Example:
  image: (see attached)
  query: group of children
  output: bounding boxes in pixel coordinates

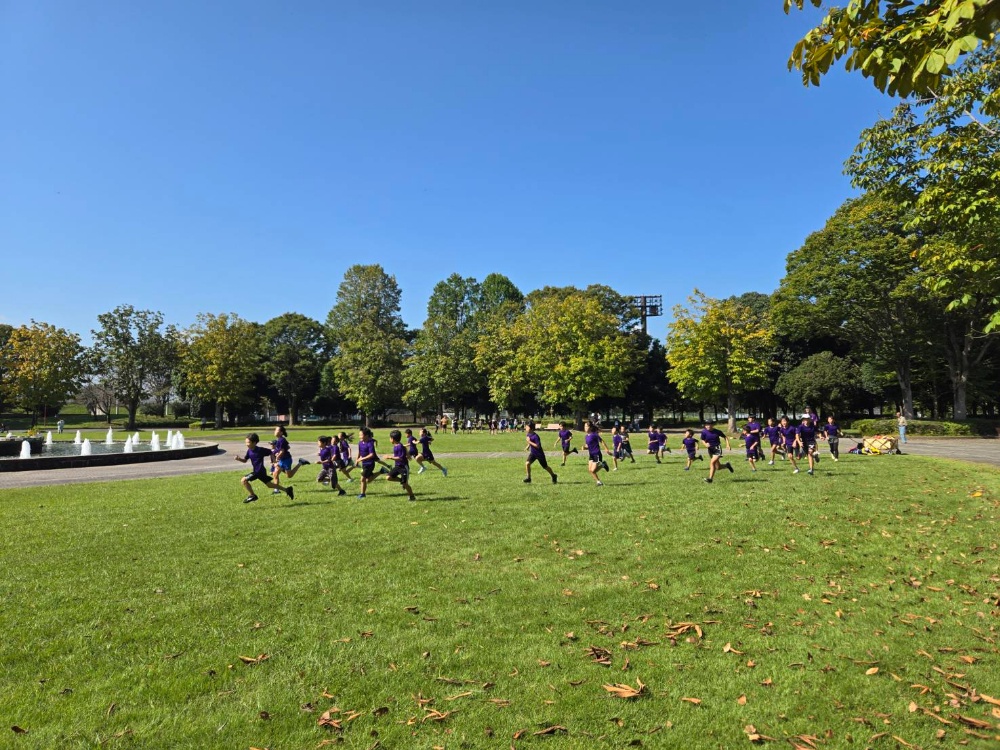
[527,412,843,487]
[236,425,448,504]
[237,412,845,502]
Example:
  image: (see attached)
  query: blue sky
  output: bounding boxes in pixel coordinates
[1,1,891,341]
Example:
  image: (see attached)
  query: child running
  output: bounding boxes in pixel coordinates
[235,432,294,503]
[416,427,448,475]
[823,416,841,462]
[681,428,703,470]
[742,425,760,472]
[619,425,636,463]
[797,416,820,475]
[270,425,309,494]
[316,435,346,496]
[334,432,354,482]
[355,428,378,499]
[584,422,611,486]
[647,426,661,463]
[524,422,558,484]
[764,418,784,464]
[656,427,671,460]
[700,419,734,483]
[554,422,579,466]
[383,429,416,501]
[778,416,800,473]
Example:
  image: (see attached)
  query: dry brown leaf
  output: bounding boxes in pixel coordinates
[744,725,777,743]
[372,706,389,717]
[238,654,270,665]
[512,729,526,739]
[865,667,879,676]
[533,725,567,735]
[919,708,952,724]
[723,642,744,655]
[11,726,28,734]
[680,697,702,705]
[959,655,978,664]
[980,694,1000,707]
[737,694,747,705]
[488,698,511,707]
[537,660,551,667]
[445,691,473,701]
[421,709,455,723]
[891,736,917,748]
[344,710,363,721]
[907,701,918,713]
[586,646,613,666]
[602,680,647,699]
[317,710,343,731]
[954,714,992,729]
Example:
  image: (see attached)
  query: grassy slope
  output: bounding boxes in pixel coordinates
[1,453,998,749]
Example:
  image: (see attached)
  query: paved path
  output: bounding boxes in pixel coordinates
[2,438,998,491]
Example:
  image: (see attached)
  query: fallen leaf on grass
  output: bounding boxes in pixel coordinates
[723,643,743,654]
[892,736,918,748]
[534,725,568,735]
[317,710,343,731]
[537,660,551,667]
[238,654,270,666]
[444,691,473,701]
[665,622,703,638]
[418,708,455,723]
[487,698,511,707]
[737,695,747,705]
[586,646,613,666]
[603,680,647,699]
[321,690,336,699]
[980,694,1000,707]
[744,725,776,743]
[680,697,702,705]
[11,726,28,734]
[954,714,992,729]
[865,667,879,676]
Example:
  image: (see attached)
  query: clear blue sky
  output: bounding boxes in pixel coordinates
[1,1,890,340]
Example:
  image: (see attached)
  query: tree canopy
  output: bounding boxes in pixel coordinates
[1,322,85,424]
[262,313,326,425]
[785,0,1000,102]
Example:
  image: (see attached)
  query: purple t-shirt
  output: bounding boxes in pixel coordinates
[585,432,601,458]
[336,440,351,462]
[406,436,418,457]
[558,429,572,448]
[743,434,758,453]
[245,445,272,474]
[682,436,698,454]
[357,439,376,467]
[526,432,544,458]
[393,442,408,467]
[780,425,797,446]
[746,420,761,435]
[319,445,335,467]
[613,433,623,450]
[418,434,433,455]
[700,428,723,449]
[273,436,291,461]
[824,422,840,438]
[657,432,667,447]
[647,430,658,448]
[799,424,817,445]
[764,425,781,444]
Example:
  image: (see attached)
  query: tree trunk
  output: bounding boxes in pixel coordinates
[895,359,914,420]
[289,399,297,427]
[215,401,223,429]
[726,389,737,434]
[126,403,138,432]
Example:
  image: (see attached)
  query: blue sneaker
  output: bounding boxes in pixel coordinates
[442,467,448,477]
[357,493,366,499]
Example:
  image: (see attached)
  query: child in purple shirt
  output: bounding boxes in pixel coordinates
[553,423,579,466]
[764,418,783,465]
[742,426,760,472]
[382,429,416,501]
[315,435,346,496]
[524,422,558,484]
[700,420,734,484]
[584,422,611,486]
[415,427,448,476]
[235,432,294,504]
[681,429,704,471]
[778,417,801,474]
[270,425,309,495]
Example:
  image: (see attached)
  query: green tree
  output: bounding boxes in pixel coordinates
[477,293,638,423]
[2,321,86,425]
[262,313,326,425]
[479,272,525,316]
[326,265,407,426]
[180,313,262,427]
[785,0,1000,101]
[89,305,177,430]
[845,47,1000,335]
[773,194,934,419]
[0,323,13,413]
[666,291,775,433]
[404,274,483,416]
[774,351,863,415]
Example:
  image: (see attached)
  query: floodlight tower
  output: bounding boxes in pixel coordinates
[632,295,663,335]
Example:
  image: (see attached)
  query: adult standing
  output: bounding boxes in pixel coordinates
[896,412,908,444]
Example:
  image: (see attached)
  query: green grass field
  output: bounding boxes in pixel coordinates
[2,452,999,748]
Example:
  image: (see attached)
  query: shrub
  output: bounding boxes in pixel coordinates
[851,419,976,436]
[190,421,216,431]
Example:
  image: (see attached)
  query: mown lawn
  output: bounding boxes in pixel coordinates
[1,452,998,749]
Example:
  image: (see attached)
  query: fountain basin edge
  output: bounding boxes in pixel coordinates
[0,443,220,472]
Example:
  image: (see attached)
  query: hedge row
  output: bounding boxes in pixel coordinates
[851,419,1000,436]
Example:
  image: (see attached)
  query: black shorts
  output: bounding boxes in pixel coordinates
[388,464,410,483]
[422,449,435,462]
[804,442,817,453]
[588,452,603,464]
[708,445,723,457]
[528,453,549,470]
[686,451,697,461]
[361,464,376,479]
[245,468,269,484]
